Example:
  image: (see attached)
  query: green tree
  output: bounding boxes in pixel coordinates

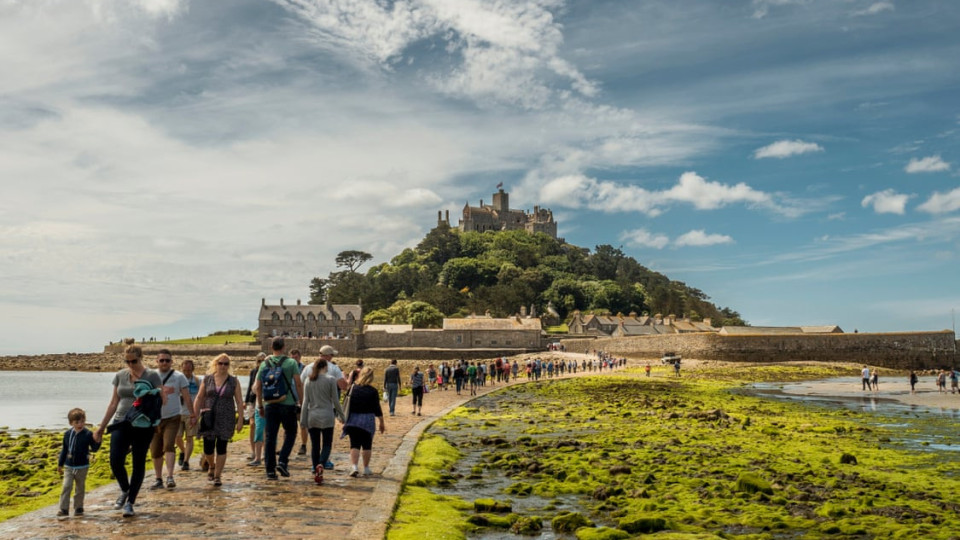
[335,250,373,273]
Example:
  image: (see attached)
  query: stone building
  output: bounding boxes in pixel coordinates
[258,298,363,339]
[362,316,543,350]
[568,311,716,337]
[444,187,558,238]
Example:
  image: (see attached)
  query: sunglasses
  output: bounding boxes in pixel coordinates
[124,360,139,365]
[217,362,230,366]
[158,359,172,363]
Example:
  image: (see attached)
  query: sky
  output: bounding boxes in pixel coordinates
[1,0,958,355]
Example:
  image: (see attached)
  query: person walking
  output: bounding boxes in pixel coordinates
[909,371,919,394]
[149,349,194,490]
[454,362,465,395]
[194,354,244,487]
[290,349,310,457]
[870,369,879,392]
[57,408,100,517]
[177,359,203,471]
[245,353,266,463]
[383,359,401,416]
[467,362,478,396]
[93,343,165,518]
[410,365,425,416]
[255,338,304,480]
[861,366,871,391]
[300,358,343,485]
[342,367,385,477]
[300,345,340,471]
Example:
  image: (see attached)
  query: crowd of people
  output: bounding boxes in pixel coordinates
[59,342,635,519]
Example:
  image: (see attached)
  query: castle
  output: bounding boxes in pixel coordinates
[436,186,557,238]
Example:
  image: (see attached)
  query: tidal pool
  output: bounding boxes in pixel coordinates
[388,371,960,540]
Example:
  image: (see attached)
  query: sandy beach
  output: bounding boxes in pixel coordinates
[766,375,960,411]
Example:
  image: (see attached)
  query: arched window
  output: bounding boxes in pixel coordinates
[271,312,280,321]
[284,312,293,321]
[296,313,304,322]
[307,313,316,321]
[346,312,355,320]
[332,311,340,320]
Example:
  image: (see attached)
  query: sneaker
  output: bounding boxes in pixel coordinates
[276,462,290,477]
[166,476,176,489]
[314,465,324,485]
[363,467,373,477]
[324,461,334,470]
[200,459,209,472]
[57,509,68,518]
[181,461,190,471]
[297,445,306,455]
[122,502,135,518]
[349,466,359,478]
[149,478,164,490]
[247,459,261,467]
[114,491,128,510]
[213,477,222,487]
[74,508,83,516]
[266,473,278,480]
[177,452,184,466]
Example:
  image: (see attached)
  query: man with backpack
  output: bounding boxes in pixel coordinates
[255,338,304,480]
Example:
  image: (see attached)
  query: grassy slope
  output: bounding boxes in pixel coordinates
[158,334,257,345]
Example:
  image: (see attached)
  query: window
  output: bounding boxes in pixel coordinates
[271,312,280,321]
[284,313,292,321]
[475,340,481,345]
[505,340,511,345]
[455,334,462,344]
[491,340,497,345]
[296,313,304,322]
[307,313,316,321]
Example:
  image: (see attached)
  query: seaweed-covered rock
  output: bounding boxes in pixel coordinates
[592,485,624,501]
[551,511,593,533]
[510,515,543,535]
[735,473,773,495]
[618,516,667,534]
[468,513,520,528]
[575,526,630,540]
[840,453,858,465]
[474,498,512,513]
[506,482,533,496]
[608,465,632,475]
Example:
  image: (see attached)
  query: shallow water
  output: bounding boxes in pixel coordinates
[0,371,249,432]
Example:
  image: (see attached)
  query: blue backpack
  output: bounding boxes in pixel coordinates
[261,356,292,404]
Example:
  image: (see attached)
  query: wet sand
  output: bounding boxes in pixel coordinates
[769,376,960,410]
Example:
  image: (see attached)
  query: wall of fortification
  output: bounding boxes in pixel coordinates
[259,337,360,356]
[561,331,957,369]
[104,343,261,357]
[363,329,541,349]
[358,348,533,361]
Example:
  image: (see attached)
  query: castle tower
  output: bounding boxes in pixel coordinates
[492,188,508,213]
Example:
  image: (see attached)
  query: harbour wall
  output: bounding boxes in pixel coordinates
[561,331,958,369]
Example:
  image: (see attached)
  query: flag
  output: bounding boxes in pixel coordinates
[496,182,503,189]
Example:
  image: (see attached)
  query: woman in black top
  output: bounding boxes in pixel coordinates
[342,367,384,477]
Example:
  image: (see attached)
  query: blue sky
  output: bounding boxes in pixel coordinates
[1,0,958,354]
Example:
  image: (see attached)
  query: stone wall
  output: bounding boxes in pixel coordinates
[358,348,535,361]
[104,343,261,357]
[364,328,541,349]
[259,337,360,356]
[561,331,958,369]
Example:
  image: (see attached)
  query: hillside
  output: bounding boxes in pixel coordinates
[308,225,746,328]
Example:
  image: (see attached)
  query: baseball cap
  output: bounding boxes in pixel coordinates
[319,345,338,356]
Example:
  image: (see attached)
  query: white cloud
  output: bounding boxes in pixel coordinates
[537,171,786,217]
[753,139,824,159]
[905,155,951,173]
[674,230,734,247]
[620,229,669,249]
[917,187,960,214]
[852,2,894,17]
[860,189,911,214]
[751,0,808,19]
[276,0,598,108]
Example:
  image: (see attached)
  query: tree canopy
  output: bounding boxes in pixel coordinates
[309,226,746,326]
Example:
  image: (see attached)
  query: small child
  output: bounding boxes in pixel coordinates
[57,408,100,517]
[247,406,264,466]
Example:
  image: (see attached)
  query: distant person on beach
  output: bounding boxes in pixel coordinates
[467,362,478,395]
[937,370,947,393]
[149,349,194,491]
[383,359,401,416]
[411,365,425,415]
[177,359,202,471]
[673,359,681,377]
[870,369,879,392]
[909,371,919,394]
[511,360,519,379]
[645,364,651,377]
[57,408,100,517]
[454,362,465,395]
[342,367,385,477]
[194,354,243,487]
[861,366,871,391]
[427,364,437,388]
[440,362,451,391]
[300,358,343,485]
[245,353,266,466]
[94,343,165,518]
[255,338,304,481]
[951,369,959,394]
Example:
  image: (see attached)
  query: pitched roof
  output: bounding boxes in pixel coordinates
[443,318,542,331]
[259,303,362,321]
[671,320,700,332]
[800,325,844,334]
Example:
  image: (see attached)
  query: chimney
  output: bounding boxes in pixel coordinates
[297,299,301,306]
[261,298,266,307]
[445,210,450,223]
[668,314,676,325]
[520,305,527,317]
[703,318,712,328]
[529,304,536,317]
[325,295,332,310]
[280,298,284,308]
